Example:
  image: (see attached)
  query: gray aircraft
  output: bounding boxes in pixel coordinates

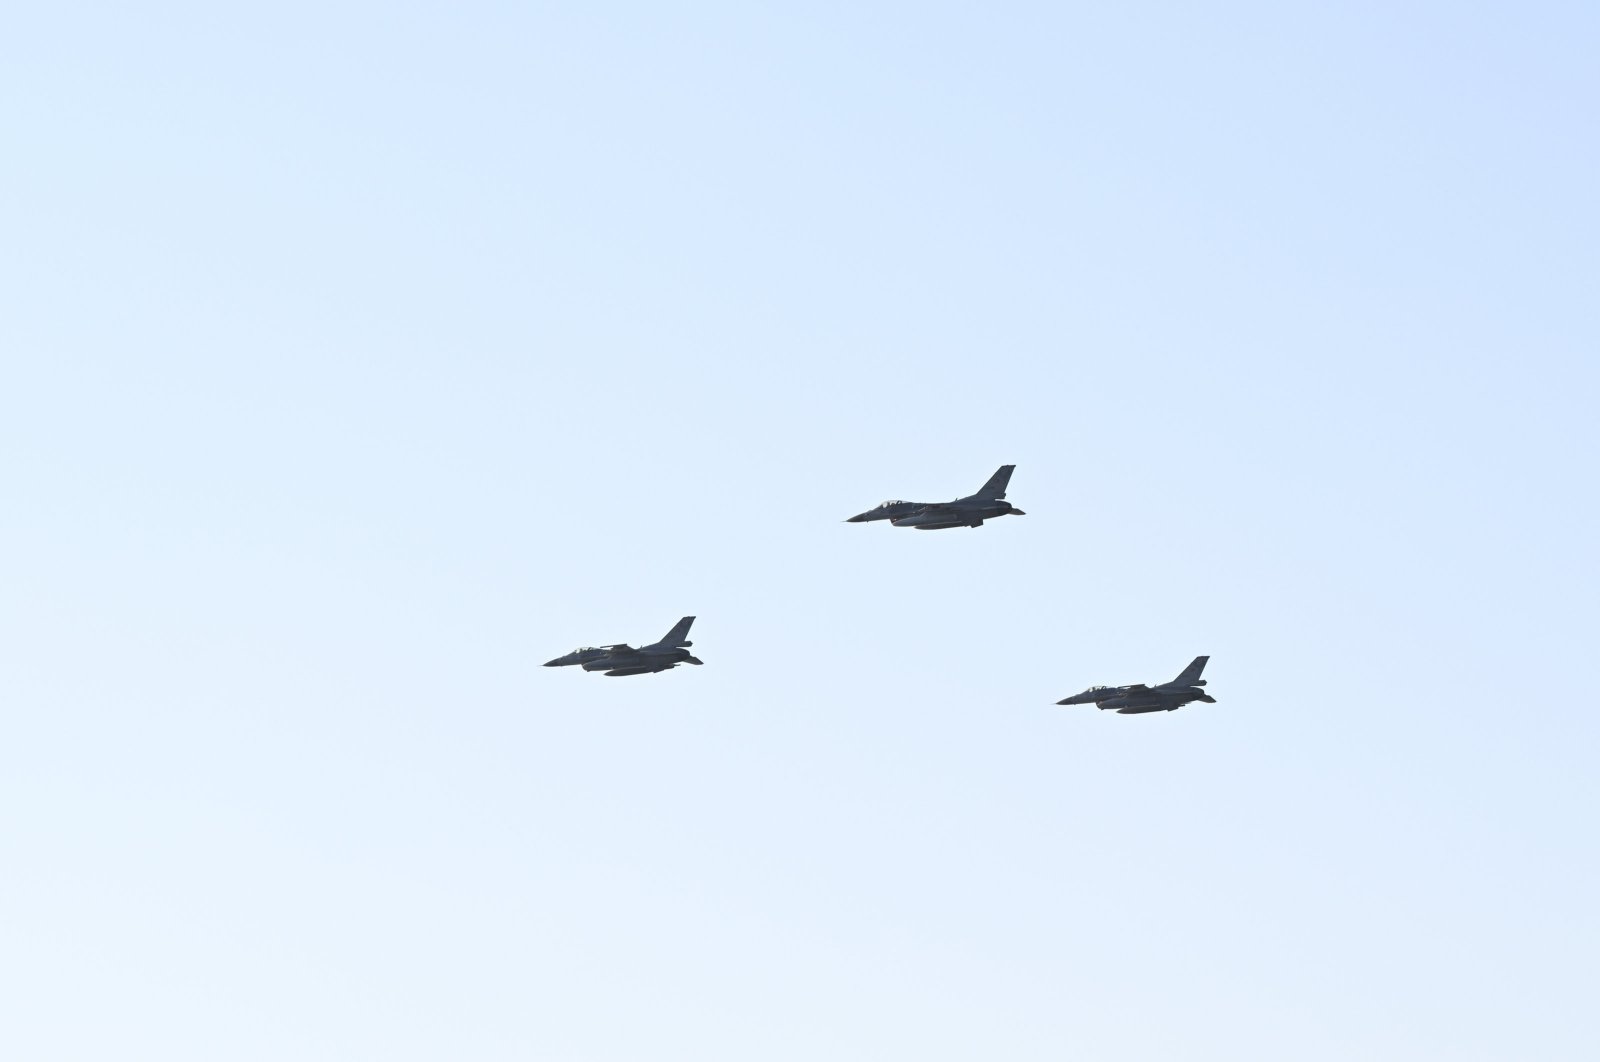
[1056,656,1216,714]
[543,616,703,677]
[846,465,1026,530]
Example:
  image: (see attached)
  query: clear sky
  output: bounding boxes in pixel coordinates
[3,3,1597,1059]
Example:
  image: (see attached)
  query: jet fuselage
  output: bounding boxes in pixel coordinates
[579,646,700,675]
[1057,683,1214,713]
[544,617,703,678]
[846,465,1026,530]
[1056,657,1216,714]
[1096,685,1213,713]
[888,501,1026,529]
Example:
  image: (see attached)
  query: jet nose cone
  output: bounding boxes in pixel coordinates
[846,513,869,522]
[543,658,566,667]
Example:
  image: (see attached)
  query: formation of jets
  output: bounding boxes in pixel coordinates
[546,465,1218,715]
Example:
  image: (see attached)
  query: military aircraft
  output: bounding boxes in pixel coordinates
[1056,656,1215,714]
[543,616,703,677]
[846,464,1026,530]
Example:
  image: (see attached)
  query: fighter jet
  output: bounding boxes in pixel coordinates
[543,616,703,677]
[1056,656,1216,714]
[846,465,1026,530]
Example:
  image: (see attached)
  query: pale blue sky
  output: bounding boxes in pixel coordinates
[2,3,1597,1059]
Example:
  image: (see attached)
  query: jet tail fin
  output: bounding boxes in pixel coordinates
[658,615,695,647]
[1173,655,1209,685]
[973,464,1015,499]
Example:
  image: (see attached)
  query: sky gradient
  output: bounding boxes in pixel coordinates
[3,3,1597,1059]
